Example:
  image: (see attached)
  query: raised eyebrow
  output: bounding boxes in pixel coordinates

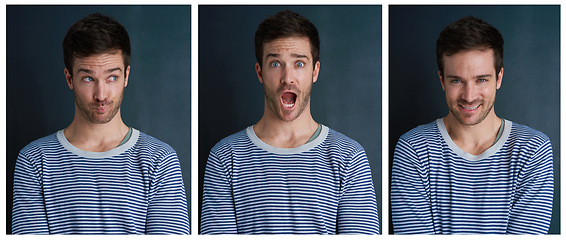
[265,53,280,60]
[265,53,309,59]
[291,53,309,59]
[76,68,92,74]
[106,67,122,73]
[76,68,122,74]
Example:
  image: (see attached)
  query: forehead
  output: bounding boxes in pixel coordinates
[263,37,312,58]
[73,51,125,71]
[442,49,496,73]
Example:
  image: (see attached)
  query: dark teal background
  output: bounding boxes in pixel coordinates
[389,5,560,234]
[199,5,382,233]
[6,5,191,233]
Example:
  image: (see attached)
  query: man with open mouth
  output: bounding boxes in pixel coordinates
[201,10,379,234]
[391,16,554,234]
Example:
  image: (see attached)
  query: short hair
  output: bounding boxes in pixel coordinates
[254,10,320,67]
[63,13,131,75]
[436,16,504,77]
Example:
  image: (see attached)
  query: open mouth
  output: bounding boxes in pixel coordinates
[281,92,297,108]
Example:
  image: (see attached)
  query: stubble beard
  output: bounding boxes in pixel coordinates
[264,81,312,122]
[448,98,495,126]
[74,90,123,124]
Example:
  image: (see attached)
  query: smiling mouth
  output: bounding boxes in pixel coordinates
[281,92,297,108]
[460,104,480,110]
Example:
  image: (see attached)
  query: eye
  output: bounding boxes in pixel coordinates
[296,62,305,68]
[82,76,94,82]
[108,76,118,81]
[270,61,281,68]
[451,79,461,83]
[478,78,487,83]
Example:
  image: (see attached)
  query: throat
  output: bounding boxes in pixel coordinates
[446,117,504,155]
[253,121,320,148]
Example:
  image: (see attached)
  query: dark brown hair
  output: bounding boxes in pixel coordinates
[63,13,131,75]
[254,10,320,67]
[436,16,504,77]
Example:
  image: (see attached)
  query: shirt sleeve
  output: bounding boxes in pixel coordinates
[506,137,554,234]
[200,150,238,234]
[336,149,380,234]
[12,151,50,234]
[390,137,435,234]
[145,151,190,234]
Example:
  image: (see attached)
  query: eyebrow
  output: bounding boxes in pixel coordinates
[76,67,122,74]
[265,53,310,60]
[445,74,492,79]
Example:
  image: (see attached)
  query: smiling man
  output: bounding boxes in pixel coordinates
[11,13,190,234]
[201,10,379,234]
[391,16,554,234]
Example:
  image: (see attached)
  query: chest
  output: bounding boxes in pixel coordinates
[230,152,345,212]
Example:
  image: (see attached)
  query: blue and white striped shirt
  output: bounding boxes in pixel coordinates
[12,129,190,234]
[201,125,379,234]
[391,119,553,234]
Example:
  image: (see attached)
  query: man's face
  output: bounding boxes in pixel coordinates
[64,51,130,124]
[440,48,503,126]
[255,36,320,122]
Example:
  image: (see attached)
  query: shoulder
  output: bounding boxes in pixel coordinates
[507,121,552,152]
[134,131,177,157]
[509,121,551,143]
[325,128,363,149]
[323,127,366,159]
[397,120,439,144]
[209,128,249,155]
[19,132,60,157]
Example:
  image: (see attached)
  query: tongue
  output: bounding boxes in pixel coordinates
[282,92,296,104]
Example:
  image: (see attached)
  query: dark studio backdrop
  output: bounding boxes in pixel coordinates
[6,5,191,233]
[199,5,382,233]
[389,5,560,234]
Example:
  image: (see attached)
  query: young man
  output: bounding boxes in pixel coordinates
[201,10,379,234]
[11,13,190,234]
[391,16,554,234]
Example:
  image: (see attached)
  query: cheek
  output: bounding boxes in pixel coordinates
[262,70,281,83]
[72,84,90,95]
[444,87,460,99]
[109,84,124,97]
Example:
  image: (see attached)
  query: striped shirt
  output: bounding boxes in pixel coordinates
[12,129,190,234]
[201,125,379,234]
[391,119,553,234]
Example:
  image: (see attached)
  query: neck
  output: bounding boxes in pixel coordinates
[64,110,129,152]
[443,111,502,155]
[254,106,318,148]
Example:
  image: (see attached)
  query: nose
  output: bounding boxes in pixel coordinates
[461,82,476,103]
[94,80,106,101]
[280,65,294,85]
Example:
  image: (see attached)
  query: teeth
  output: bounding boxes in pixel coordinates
[283,103,295,108]
[462,105,479,110]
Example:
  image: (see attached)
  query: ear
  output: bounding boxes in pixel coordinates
[64,68,74,90]
[496,67,503,89]
[438,70,446,91]
[255,62,263,84]
[312,61,320,83]
[124,65,130,87]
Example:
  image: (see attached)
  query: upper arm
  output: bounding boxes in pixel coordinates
[336,148,379,234]
[146,151,190,234]
[507,137,554,234]
[391,137,435,234]
[12,150,49,234]
[200,148,238,234]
